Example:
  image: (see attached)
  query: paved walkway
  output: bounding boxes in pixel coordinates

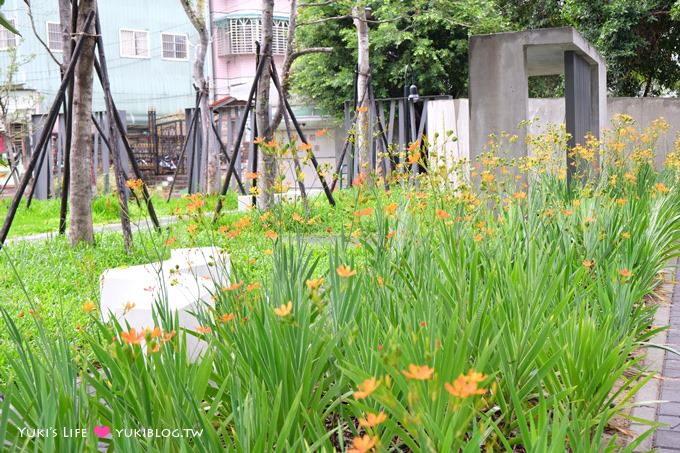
[5,215,180,244]
[655,266,680,451]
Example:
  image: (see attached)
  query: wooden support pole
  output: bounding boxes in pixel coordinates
[93,11,133,251]
[93,55,161,233]
[272,61,336,207]
[214,56,268,219]
[209,116,246,195]
[269,62,308,208]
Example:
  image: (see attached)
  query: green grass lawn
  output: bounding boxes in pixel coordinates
[0,190,238,238]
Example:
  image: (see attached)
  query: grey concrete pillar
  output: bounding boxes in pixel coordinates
[31,114,51,200]
[469,33,529,162]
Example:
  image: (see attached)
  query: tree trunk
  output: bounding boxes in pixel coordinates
[257,0,275,210]
[68,0,96,246]
[352,4,370,176]
[180,0,219,193]
[58,0,72,70]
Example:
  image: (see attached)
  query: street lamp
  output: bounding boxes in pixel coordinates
[408,83,419,180]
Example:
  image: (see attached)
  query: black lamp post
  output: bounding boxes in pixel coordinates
[408,83,420,177]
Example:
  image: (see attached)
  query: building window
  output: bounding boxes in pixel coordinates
[0,19,17,50]
[119,29,149,58]
[217,17,288,56]
[272,19,288,55]
[161,33,188,60]
[47,22,62,52]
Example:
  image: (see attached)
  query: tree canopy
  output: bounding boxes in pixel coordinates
[292,0,680,116]
[293,0,503,115]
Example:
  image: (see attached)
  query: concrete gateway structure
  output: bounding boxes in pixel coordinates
[468,27,608,178]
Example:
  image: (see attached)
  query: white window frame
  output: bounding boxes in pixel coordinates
[46,21,63,52]
[160,32,189,61]
[272,19,288,56]
[0,18,17,51]
[220,17,288,56]
[119,28,150,59]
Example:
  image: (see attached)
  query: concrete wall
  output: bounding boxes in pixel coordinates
[428,97,680,166]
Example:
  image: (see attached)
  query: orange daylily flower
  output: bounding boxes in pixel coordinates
[292,213,304,223]
[407,152,421,165]
[148,342,161,354]
[149,326,163,339]
[445,369,488,398]
[621,232,631,239]
[619,268,632,278]
[121,328,144,345]
[656,182,670,193]
[582,260,594,268]
[354,207,374,217]
[512,191,526,200]
[82,301,96,312]
[348,434,377,453]
[358,411,387,428]
[386,230,395,240]
[123,301,136,313]
[407,140,420,153]
[473,234,484,242]
[162,330,176,343]
[126,178,144,191]
[337,265,357,278]
[222,281,243,291]
[265,230,279,240]
[353,377,381,400]
[436,209,451,219]
[195,326,212,334]
[165,236,176,247]
[402,364,434,380]
[263,249,273,255]
[246,282,262,292]
[384,202,398,215]
[356,106,368,113]
[220,313,235,322]
[306,278,325,291]
[481,172,495,183]
[315,128,328,137]
[245,171,261,180]
[353,173,368,187]
[274,301,293,317]
[298,143,313,151]
[253,137,265,145]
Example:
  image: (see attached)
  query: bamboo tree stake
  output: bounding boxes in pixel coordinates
[214,56,268,219]
[269,61,308,210]
[93,56,161,233]
[93,11,133,251]
[58,0,78,235]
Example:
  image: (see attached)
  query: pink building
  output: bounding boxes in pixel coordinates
[209,0,291,101]
[208,1,341,192]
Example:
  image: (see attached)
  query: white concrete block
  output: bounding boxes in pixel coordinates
[100,247,230,360]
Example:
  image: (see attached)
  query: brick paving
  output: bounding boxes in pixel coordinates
[655,268,680,452]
